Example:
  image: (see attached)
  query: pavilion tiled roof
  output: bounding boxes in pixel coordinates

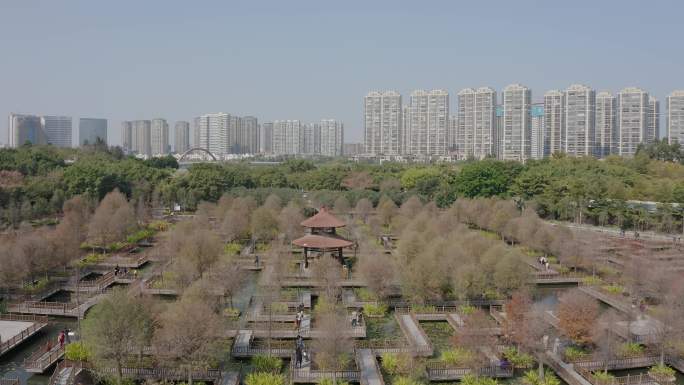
[292,234,353,249]
[300,207,346,228]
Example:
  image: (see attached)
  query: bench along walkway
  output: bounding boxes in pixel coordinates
[395,313,432,357]
[0,314,48,357]
[357,349,384,385]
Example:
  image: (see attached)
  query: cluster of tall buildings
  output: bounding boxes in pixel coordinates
[120,114,345,158]
[363,88,684,160]
[8,114,107,148]
[121,119,171,157]
[267,119,344,157]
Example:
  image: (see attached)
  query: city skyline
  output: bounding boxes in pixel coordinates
[1,1,683,145]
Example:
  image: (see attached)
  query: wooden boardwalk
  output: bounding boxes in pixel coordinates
[357,349,384,385]
[395,313,432,357]
[0,314,48,357]
[8,292,108,319]
[24,344,65,373]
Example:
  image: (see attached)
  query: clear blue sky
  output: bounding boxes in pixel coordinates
[1,0,682,145]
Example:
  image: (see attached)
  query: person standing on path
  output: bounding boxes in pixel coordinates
[58,331,65,348]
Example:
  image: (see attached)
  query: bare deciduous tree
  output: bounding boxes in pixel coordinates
[557,290,599,345]
[154,296,223,385]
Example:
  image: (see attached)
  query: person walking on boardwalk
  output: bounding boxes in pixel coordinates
[295,345,303,368]
[58,331,65,348]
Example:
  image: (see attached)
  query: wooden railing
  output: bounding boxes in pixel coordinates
[24,344,65,372]
[425,362,514,379]
[572,355,659,370]
[0,378,20,385]
[96,366,222,380]
[578,368,654,385]
[0,313,48,322]
[289,357,360,382]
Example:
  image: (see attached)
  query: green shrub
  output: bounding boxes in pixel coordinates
[147,220,169,231]
[459,304,477,315]
[73,253,105,268]
[592,370,616,384]
[557,266,571,274]
[503,347,534,368]
[411,304,436,314]
[521,369,561,385]
[251,355,283,373]
[648,364,675,380]
[439,347,476,367]
[617,342,644,358]
[461,374,499,385]
[393,376,423,385]
[245,372,284,385]
[582,276,603,286]
[602,284,624,295]
[107,241,127,252]
[318,379,350,385]
[126,228,155,244]
[381,352,399,374]
[381,352,412,376]
[563,346,588,362]
[224,242,242,256]
[271,302,289,314]
[355,288,378,302]
[363,303,388,317]
[65,342,90,361]
[223,307,240,319]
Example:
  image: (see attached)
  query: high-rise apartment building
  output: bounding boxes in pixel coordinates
[343,143,364,156]
[363,91,402,155]
[564,84,595,157]
[456,87,496,159]
[320,119,344,157]
[543,90,564,157]
[261,122,273,154]
[530,104,545,159]
[41,116,72,147]
[301,123,320,155]
[617,87,649,157]
[595,92,617,157]
[448,115,458,153]
[495,105,504,159]
[79,118,107,146]
[132,120,152,156]
[667,90,684,145]
[648,96,660,142]
[238,116,259,154]
[151,119,169,155]
[8,113,45,147]
[197,113,229,156]
[121,121,133,152]
[273,120,301,155]
[502,84,532,161]
[193,117,201,148]
[174,121,190,153]
[407,89,449,156]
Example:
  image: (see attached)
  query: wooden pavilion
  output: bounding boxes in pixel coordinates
[292,207,353,268]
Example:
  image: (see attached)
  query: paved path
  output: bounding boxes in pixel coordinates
[396,314,429,347]
[357,349,384,385]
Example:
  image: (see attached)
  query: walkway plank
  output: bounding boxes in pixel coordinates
[396,314,430,348]
[357,349,384,385]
